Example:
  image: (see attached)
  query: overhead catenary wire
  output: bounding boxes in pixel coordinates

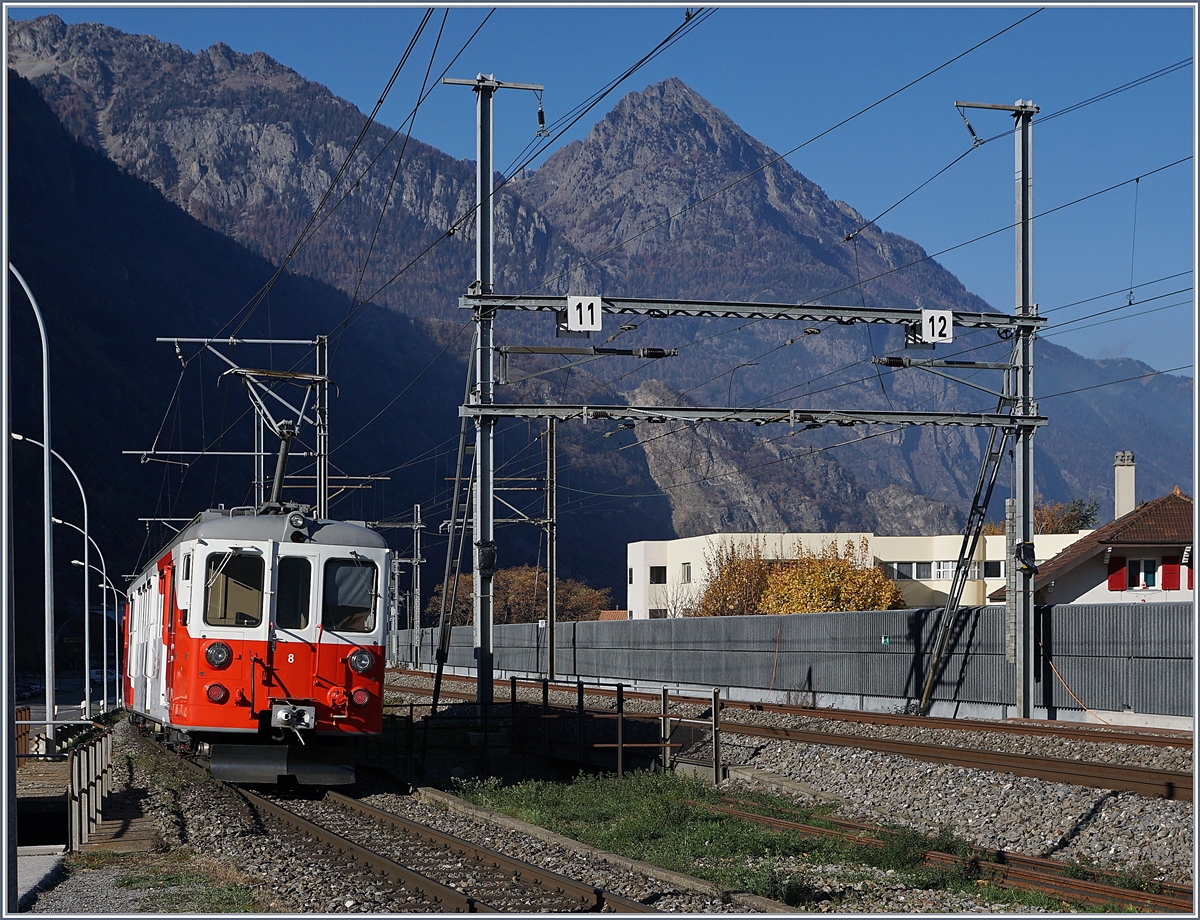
[227,9,438,340]
[326,8,719,344]
[335,9,451,364]
[533,279,1193,514]
[138,17,1180,537]
[168,25,1187,503]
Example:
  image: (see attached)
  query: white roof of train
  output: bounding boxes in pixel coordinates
[140,508,387,578]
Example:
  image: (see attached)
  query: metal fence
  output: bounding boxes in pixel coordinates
[68,727,112,850]
[392,603,1193,718]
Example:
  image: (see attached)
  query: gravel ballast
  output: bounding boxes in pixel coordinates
[27,694,1195,913]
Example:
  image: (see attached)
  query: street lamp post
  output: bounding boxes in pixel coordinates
[8,265,55,752]
[13,433,90,718]
[68,552,112,714]
[70,561,126,711]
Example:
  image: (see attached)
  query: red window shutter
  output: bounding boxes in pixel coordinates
[1107,556,1126,591]
[1161,556,1181,591]
[1189,564,1194,590]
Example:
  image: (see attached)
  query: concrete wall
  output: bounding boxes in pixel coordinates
[392,602,1192,725]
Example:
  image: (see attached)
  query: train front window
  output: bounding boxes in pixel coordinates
[204,552,264,627]
[276,557,311,629]
[323,557,377,633]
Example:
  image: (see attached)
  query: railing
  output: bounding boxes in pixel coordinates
[501,676,723,782]
[14,706,30,764]
[67,727,112,850]
[370,676,732,785]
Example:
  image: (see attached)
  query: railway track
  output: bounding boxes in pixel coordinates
[717,721,1192,801]
[164,747,655,912]
[386,670,1192,800]
[386,669,1192,749]
[711,796,1195,913]
[269,789,657,913]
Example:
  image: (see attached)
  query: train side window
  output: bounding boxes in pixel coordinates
[323,558,377,633]
[204,552,264,628]
[177,553,192,626]
[276,557,311,629]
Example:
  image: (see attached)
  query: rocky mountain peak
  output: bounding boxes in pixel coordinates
[514,78,977,316]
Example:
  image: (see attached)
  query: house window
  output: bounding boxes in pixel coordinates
[883,562,913,580]
[934,561,955,580]
[984,560,1004,579]
[681,562,692,584]
[1128,559,1158,589]
[915,562,932,580]
[649,566,667,584]
[649,608,668,619]
[628,567,634,585]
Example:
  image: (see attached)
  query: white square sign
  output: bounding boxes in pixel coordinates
[566,295,603,332]
[920,309,953,343]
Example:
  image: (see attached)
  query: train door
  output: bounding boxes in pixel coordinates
[161,557,178,707]
[130,582,149,711]
[270,547,320,701]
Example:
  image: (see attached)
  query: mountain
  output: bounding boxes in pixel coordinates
[514,77,1192,522]
[6,14,609,328]
[8,15,1191,563]
[5,69,670,673]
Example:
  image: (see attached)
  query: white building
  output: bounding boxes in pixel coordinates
[989,486,1193,605]
[626,529,1087,618]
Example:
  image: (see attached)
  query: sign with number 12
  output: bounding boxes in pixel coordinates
[920,309,953,343]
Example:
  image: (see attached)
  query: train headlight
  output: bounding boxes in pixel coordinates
[205,642,233,669]
[288,512,306,529]
[350,688,371,707]
[206,683,230,704]
[347,649,374,675]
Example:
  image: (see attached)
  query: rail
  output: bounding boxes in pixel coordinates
[67,726,113,850]
[710,798,1195,912]
[389,668,1193,750]
[386,672,1190,798]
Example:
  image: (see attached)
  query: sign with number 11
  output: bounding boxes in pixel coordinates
[566,295,603,332]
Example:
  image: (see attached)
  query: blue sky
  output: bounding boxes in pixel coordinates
[7,4,1196,376]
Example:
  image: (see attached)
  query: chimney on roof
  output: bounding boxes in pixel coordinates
[1114,451,1136,519]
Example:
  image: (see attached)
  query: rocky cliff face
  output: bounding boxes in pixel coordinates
[626,379,964,536]
[7,15,599,323]
[515,77,985,312]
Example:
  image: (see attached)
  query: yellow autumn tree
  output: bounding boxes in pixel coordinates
[693,539,771,617]
[758,538,905,614]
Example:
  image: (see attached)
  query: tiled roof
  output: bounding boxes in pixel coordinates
[598,609,629,621]
[988,488,1193,600]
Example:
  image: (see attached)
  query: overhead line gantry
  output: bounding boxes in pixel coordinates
[442,76,1045,720]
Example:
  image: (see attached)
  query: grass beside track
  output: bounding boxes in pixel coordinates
[453,771,1084,911]
[66,848,268,913]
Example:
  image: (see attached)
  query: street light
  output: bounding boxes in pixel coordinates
[68,553,117,714]
[59,517,112,712]
[13,433,90,719]
[81,565,126,711]
[9,265,55,753]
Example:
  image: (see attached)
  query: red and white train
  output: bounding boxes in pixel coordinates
[123,505,390,784]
